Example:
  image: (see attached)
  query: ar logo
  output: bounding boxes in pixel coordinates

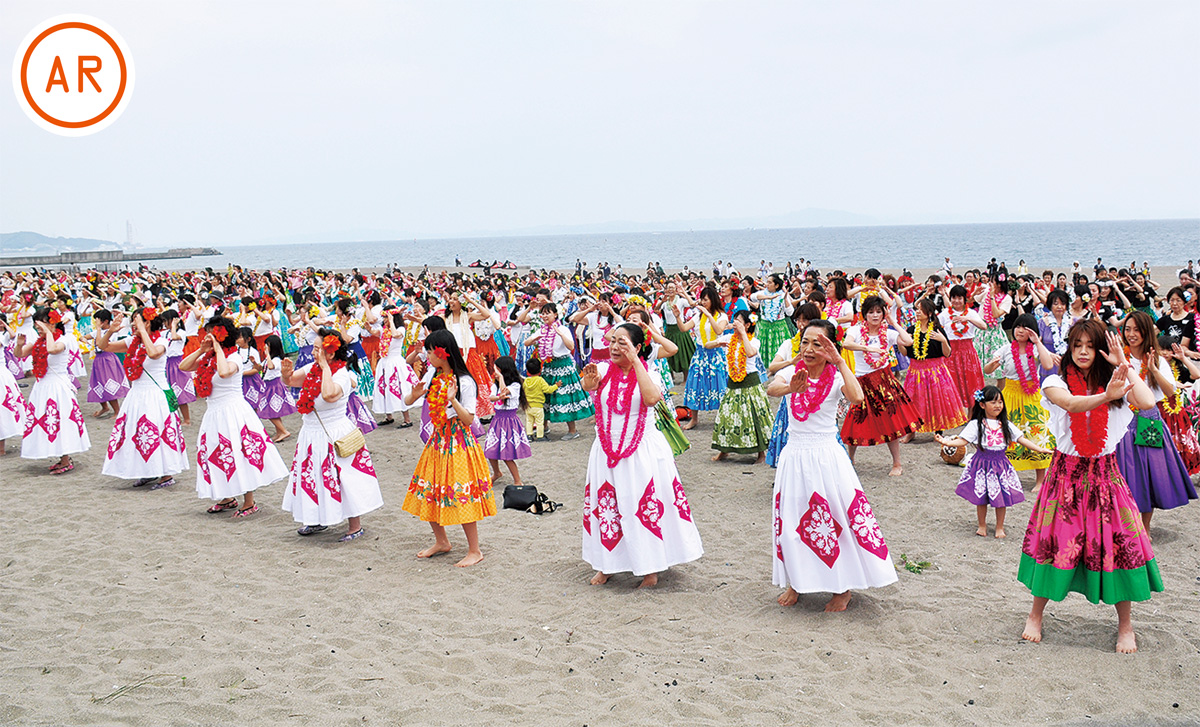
[12,15,135,136]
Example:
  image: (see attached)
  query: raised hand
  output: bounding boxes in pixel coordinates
[581,363,600,390]
[1101,331,1127,366]
[445,376,458,400]
[281,358,294,378]
[789,366,809,394]
[1106,363,1133,401]
[816,333,839,363]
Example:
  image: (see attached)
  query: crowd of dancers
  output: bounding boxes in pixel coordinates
[2,257,1198,652]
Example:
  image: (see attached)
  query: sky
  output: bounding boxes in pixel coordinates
[1,1,1198,247]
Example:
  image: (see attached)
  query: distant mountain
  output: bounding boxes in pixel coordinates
[1,231,122,257]
[231,208,879,247]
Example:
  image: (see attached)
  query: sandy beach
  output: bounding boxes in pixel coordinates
[2,364,1198,726]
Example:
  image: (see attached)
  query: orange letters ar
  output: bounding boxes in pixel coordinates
[44,55,102,93]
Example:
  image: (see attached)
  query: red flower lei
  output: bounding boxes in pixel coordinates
[297,359,347,414]
[593,364,649,468]
[1011,340,1039,394]
[123,332,160,382]
[30,337,50,379]
[194,345,237,398]
[1065,367,1108,457]
[789,363,835,422]
[949,312,970,338]
[858,324,889,369]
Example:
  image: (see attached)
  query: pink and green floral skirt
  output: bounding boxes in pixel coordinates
[1018,451,1163,605]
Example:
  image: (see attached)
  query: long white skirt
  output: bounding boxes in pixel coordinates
[195,396,289,500]
[282,416,383,525]
[102,378,190,479]
[0,363,27,440]
[372,354,417,415]
[21,373,90,459]
[772,431,898,593]
[582,425,703,577]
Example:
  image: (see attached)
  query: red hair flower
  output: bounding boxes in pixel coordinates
[432,346,449,361]
[211,325,228,340]
[142,307,157,322]
[322,334,341,354]
[48,310,62,325]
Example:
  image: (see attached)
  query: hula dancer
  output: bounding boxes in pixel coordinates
[766,320,897,611]
[751,274,791,367]
[19,309,91,474]
[677,288,728,431]
[938,284,987,410]
[973,277,1012,379]
[1019,319,1162,654]
[1115,312,1195,530]
[983,314,1057,490]
[660,281,696,376]
[580,323,703,588]
[523,303,593,440]
[403,330,495,567]
[712,310,773,463]
[902,298,968,434]
[840,296,923,476]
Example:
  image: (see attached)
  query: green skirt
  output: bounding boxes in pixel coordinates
[542,355,595,423]
[711,373,773,454]
[756,319,791,369]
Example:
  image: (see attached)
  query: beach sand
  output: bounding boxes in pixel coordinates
[2,374,1198,725]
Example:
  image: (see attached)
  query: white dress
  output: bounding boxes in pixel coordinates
[582,362,703,576]
[102,350,190,479]
[0,359,28,440]
[282,367,384,526]
[772,365,899,593]
[372,336,417,415]
[194,351,289,500]
[21,345,91,459]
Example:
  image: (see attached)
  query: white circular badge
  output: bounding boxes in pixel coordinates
[11,15,135,136]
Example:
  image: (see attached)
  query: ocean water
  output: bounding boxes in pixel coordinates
[146,218,1199,272]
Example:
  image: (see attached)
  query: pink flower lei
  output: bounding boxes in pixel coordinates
[789,363,836,422]
[593,364,649,468]
[537,322,556,362]
[1011,340,1039,394]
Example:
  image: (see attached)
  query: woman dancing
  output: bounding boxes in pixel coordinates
[581,323,703,588]
[902,298,967,434]
[677,287,728,431]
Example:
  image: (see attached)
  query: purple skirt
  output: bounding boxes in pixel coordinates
[3,346,22,378]
[483,407,532,461]
[346,392,378,434]
[87,351,130,403]
[166,356,197,405]
[257,377,297,419]
[1115,407,1196,513]
[242,373,267,409]
[955,448,1026,507]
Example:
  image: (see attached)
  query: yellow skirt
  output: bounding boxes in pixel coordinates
[1001,379,1055,471]
[403,419,496,525]
[840,347,856,375]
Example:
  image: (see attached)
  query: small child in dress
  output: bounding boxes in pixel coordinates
[88,309,129,418]
[256,334,296,442]
[935,386,1051,538]
[485,356,532,484]
[522,358,559,441]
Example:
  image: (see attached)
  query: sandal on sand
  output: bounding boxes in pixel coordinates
[51,461,74,475]
[297,524,328,536]
[150,477,176,490]
[377,417,395,425]
[561,432,581,441]
[133,476,158,487]
[338,529,364,543]
[397,422,413,429]
[207,499,238,513]
[232,504,259,518]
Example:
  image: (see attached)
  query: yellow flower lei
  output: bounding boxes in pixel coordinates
[913,320,934,360]
[727,333,751,383]
[1162,360,1185,415]
[790,329,804,357]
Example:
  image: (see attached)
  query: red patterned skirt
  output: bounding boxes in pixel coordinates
[945,338,985,410]
[465,348,495,418]
[841,367,924,446]
[475,334,500,377]
[1161,399,1200,475]
[902,357,968,432]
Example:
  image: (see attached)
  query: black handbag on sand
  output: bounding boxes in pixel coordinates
[502,485,561,514]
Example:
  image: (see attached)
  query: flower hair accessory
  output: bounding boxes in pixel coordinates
[48,310,62,325]
[432,346,449,361]
[973,390,986,403]
[321,334,341,354]
[142,307,157,322]
[210,325,228,340]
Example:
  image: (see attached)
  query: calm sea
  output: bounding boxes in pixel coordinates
[156,218,1199,273]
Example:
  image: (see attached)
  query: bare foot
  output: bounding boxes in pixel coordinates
[754,452,766,465]
[824,591,852,612]
[417,542,453,558]
[1116,625,1137,654]
[589,571,611,585]
[995,527,1007,539]
[637,573,659,588]
[711,452,728,462]
[1022,614,1043,643]
[454,551,484,568]
[777,587,799,607]
[888,465,903,477]
[976,526,988,537]
[491,470,504,482]
[680,419,696,431]
[272,431,291,443]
